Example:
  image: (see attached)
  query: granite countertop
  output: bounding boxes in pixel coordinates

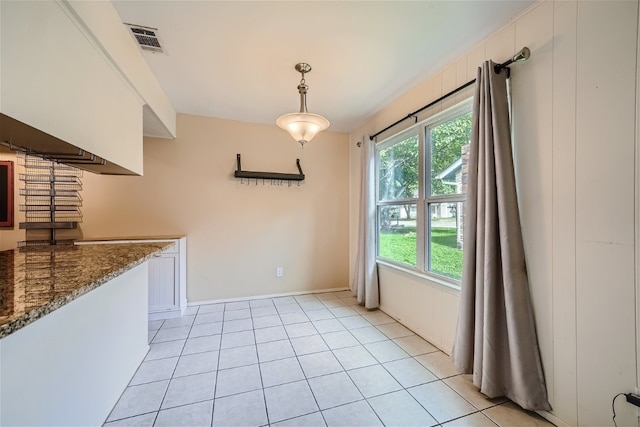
[78,235,185,242]
[0,242,174,339]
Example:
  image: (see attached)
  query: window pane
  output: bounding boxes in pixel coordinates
[378,135,419,201]
[429,112,472,197]
[429,202,464,280]
[378,204,417,266]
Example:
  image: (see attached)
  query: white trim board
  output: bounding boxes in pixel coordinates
[188,287,351,306]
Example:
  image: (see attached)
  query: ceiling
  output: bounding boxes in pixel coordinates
[112,1,535,133]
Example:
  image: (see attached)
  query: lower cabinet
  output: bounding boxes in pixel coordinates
[135,237,187,320]
[75,237,187,320]
[147,241,184,320]
[148,254,178,312]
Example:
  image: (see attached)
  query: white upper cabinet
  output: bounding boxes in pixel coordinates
[0,0,176,175]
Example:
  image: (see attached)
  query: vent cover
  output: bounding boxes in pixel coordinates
[125,23,165,54]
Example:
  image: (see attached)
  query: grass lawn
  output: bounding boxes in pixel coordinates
[379,226,462,280]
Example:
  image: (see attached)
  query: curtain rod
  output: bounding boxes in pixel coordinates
[369,47,531,141]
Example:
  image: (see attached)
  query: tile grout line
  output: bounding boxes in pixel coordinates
[296,293,384,425]
[251,306,271,427]
[154,308,197,424]
[276,296,323,425]
[111,292,513,427]
[104,318,168,425]
[289,294,338,427]
[208,302,224,426]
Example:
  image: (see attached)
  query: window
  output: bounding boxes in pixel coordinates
[375,102,472,282]
[377,132,419,267]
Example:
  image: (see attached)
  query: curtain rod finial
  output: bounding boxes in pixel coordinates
[513,47,530,63]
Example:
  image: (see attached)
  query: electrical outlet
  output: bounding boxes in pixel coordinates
[276,267,284,277]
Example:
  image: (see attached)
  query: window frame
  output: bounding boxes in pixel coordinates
[374,99,472,284]
[375,128,423,269]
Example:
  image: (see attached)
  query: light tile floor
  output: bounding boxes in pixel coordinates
[104,291,555,427]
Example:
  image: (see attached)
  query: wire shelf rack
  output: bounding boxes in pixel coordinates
[18,174,82,184]
[18,156,83,176]
[23,210,82,221]
[18,154,83,245]
[19,182,82,194]
[22,195,83,207]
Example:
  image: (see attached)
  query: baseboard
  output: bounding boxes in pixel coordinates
[536,410,570,427]
[188,286,351,306]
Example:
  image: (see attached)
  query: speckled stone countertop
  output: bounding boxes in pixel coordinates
[78,235,185,242]
[0,242,173,339]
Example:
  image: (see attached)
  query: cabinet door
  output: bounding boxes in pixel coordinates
[148,255,178,312]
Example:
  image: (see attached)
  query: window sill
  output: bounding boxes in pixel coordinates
[376,259,461,292]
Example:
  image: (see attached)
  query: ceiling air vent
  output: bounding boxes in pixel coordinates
[125,23,165,54]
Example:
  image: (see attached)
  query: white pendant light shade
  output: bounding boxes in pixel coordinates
[276,112,330,146]
[277,63,329,147]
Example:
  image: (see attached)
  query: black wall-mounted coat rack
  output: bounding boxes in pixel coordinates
[234,154,305,181]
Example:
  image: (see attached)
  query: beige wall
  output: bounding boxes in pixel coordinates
[79,113,350,302]
[350,1,639,426]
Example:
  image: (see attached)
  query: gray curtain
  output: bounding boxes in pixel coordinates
[351,135,379,309]
[451,61,551,411]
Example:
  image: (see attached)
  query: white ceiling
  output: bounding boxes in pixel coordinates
[113,1,535,133]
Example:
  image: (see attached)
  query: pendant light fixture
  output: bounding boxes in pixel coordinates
[276,63,330,147]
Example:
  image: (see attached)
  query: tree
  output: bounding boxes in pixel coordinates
[378,135,419,202]
[429,112,472,196]
[377,112,471,228]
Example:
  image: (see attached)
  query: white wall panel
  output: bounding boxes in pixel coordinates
[378,265,457,353]
[637,0,640,399]
[417,283,442,347]
[442,64,458,110]
[486,23,516,65]
[455,56,470,104]
[576,242,636,426]
[425,71,443,118]
[378,266,414,325]
[575,2,638,425]
[440,290,460,353]
[576,3,636,248]
[466,43,487,83]
[551,1,578,424]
